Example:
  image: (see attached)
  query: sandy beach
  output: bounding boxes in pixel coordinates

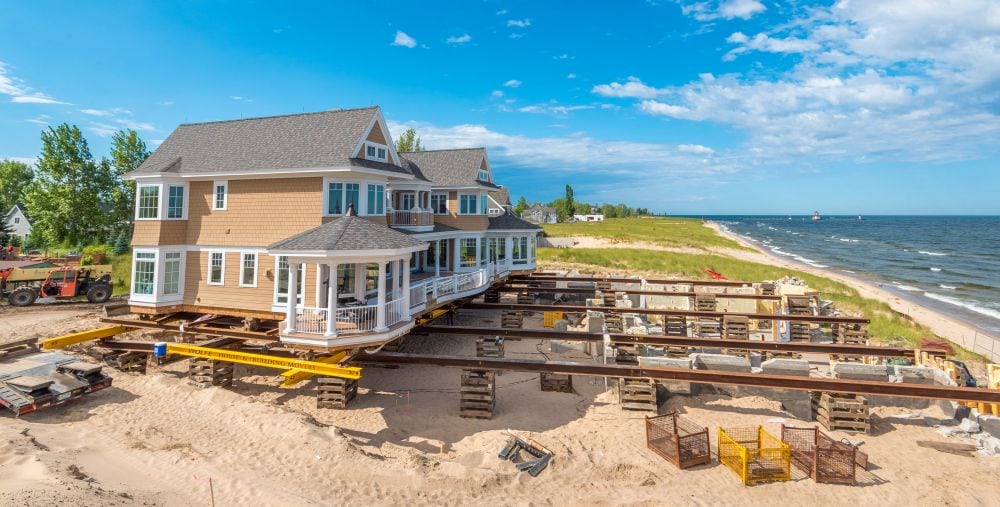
[703,221,1000,363]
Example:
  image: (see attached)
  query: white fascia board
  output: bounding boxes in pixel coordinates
[127,166,414,181]
[267,244,428,258]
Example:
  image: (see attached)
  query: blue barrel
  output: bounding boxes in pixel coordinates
[153,342,167,357]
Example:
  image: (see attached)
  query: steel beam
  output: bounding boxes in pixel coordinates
[462,302,869,324]
[416,325,911,357]
[356,352,1000,404]
[497,285,782,300]
[99,316,278,341]
[511,275,751,287]
[40,325,131,350]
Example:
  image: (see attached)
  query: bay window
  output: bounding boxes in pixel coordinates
[137,185,159,219]
[167,185,185,219]
[133,252,156,294]
[512,236,529,265]
[326,182,361,215]
[163,252,181,295]
[459,194,479,215]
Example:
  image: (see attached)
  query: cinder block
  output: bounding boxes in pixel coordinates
[761,358,810,377]
[554,319,569,332]
[587,314,605,333]
[639,356,694,394]
[691,353,751,373]
[832,363,889,382]
[896,366,937,385]
[980,415,1000,439]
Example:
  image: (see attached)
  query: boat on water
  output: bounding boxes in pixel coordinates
[811,211,821,221]
[857,215,863,221]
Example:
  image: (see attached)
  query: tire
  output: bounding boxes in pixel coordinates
[86,284,112,304]
[9,287,37,307]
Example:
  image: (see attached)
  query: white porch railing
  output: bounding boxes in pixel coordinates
[335,305,378,333]
[410,281,429,309]
[294,307,329,334]
[388,209,433,227]
[385,298,406,327]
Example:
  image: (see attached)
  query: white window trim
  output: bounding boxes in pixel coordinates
[239,252,258,288]
[212,180,228,211]
[430,193,449,215]
[161,250,185,300]
[458,193,481,215]
[135,183,162,221]
[207,250,226,286]
[366,182,386,216]
[272,256,305,307]
[165,183,189,220]
[131,249,159,301]
[365,141,389,162]
[322,177,365,217]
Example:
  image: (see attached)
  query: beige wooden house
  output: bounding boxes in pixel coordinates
[127,106,540,348]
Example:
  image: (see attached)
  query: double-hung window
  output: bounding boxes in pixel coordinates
[240,253,257,287]
[275,257,304,305]
[345,183,359,213]
[208,251,225,285]
[326,182,361,215]
[459,194,478,215]
[213,181,228,210]
[167,185,185,219]
[480,195,488,215]
[163,252,181,295]
[133,252,156,294]
[366,144,387,162]
[367,184,385,215]
[430,194,448,214]
[512,237,529,265]
[460,238,478,268]
[137,185,160,219]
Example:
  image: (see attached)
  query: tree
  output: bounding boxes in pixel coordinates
[23,124,113,245]
[601,203,617,218]
[109,129,149,233]
[513,196,529,217]
[0,159,34,214]
[563,184,575,219]
[0,220,12,246]
[112,230,130,255]
[395,128,423,153]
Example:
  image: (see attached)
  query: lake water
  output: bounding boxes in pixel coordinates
[709,215,1000,336]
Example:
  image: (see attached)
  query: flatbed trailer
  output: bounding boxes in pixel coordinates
[0,343,112,416]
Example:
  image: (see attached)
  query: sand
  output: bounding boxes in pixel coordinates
[703,221,1000,363]
[2,301,1000,505]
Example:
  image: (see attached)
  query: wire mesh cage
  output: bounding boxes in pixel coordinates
[645,411,711,469]
[781,425,866,485]
[718,426,791,485]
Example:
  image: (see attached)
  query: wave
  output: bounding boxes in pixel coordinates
[929,267,942,272]
[838,238,860,243]
[939,284,957,290]
[893,283,922,292]
[918,250,948,256]
[924,293,1000,321]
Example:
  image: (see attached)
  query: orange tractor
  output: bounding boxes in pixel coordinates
[1,265,113,307]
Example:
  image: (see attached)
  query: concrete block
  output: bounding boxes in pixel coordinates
[896,366,937,385]
[979,415,1000,439]
[761,358,810,377]
[639,356,694,394]
[959,418,982,433]
[691,353,751,373]
[587,313,605,334]
[550,340,589,354]
[832,363,889,382]
[554,319,569,332]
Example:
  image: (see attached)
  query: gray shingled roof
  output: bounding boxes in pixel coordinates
[489,187,510,207]
[399,148,499,188]
[398,223,459,235]
[488,210,542,231]
[268,216,426,252]
[132,107,410,177]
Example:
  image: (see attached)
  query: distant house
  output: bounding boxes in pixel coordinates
[3,204,31,239]
[522,204,558,224]
[573,213,605,222]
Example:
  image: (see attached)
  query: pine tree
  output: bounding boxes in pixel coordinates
[112,231,129,255]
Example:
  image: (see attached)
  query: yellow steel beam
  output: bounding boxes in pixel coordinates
[279,351,348,388]
[165,343,361,380]
[41,325,130,350]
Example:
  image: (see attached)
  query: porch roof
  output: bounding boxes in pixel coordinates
[267,215,426,254]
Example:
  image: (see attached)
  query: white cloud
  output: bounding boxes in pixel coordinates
[603,0,1000,166]
[88,122,120,138]
[496,9,507,16]
[567,73,577,79]
[446,33,472,44]
[114,118,155,131]
[509,33,525,39]
[491,90,504,98]
[553,53,571,60]
[2,156,35,166]
[517,104,595,116]
[682,0,766,21]
[80,107,132,117]
[392,30,417,48]
[592,77,668,99]
[503,79,522,88]
[25,114,50,126]
[0,61,67,104]
[677,143,715,154]
[507,19,531,28]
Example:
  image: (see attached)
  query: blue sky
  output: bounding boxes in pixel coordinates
[1,0,998,214]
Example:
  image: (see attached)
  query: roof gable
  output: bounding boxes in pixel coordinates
[399,148,499,188]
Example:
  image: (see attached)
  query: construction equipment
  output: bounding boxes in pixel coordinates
[498,435,554,477]
[0,340,112,416]
[2,264,113,306]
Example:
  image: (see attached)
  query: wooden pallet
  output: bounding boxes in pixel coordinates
[501,311,523,329]
[786,296,814,315]
[540,373,573,393]
[460,370,496,419]
[813,393,870,433]
[476,336,505,358]
[483,288,500,303]
[664,315,687,336]
[695,317,722,339]
[620,378,657,411]
[189,358,233,388]
[694,293,717,312]
[317,377,358,409]
[615,344,639,365]
[759,283,775,296]
[605,313,624,333]
[790,323,812,342]
[516,291,534,304]
[723,315,749,339]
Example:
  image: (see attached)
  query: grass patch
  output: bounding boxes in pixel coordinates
[109,250,132,296]
[541,217,751,251]
[538,247,978,360]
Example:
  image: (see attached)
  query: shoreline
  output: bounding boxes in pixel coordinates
[704,220,1000,362]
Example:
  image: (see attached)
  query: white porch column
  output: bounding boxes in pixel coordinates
[316,264,327,308]
[354,263,366,301]
[402,255,411,312]
[505,236,513,270]
[375,261,387,331]
[453,237,461,272]
[325,263,338,337]
[285,261,299,333]
[435,240,442,278]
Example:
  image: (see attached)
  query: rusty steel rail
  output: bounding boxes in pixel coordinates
[462,302,869,325]
[356,352,1000,404]
[416,325,911,357]
[512,275,752,287]
[497,285,783,300]
[100,316,278,341]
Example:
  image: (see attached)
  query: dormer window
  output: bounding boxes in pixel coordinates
[366,143,387,162]
[478,170,489,181]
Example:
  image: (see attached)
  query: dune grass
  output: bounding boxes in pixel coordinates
[538,246,976,359]
[541,217,751,251]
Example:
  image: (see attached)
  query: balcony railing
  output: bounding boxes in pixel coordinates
[388,209,433,227]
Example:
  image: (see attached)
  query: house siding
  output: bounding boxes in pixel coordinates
[366,122,387,144]
[133,220,188,246]
[432,190,488,230]
[184,251,318,313]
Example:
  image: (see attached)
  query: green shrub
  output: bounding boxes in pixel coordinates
[82,244,110,256]
[80,255,94,266]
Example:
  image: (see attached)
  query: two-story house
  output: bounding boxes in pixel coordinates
[126,106,539,349]
[3,204,32,240]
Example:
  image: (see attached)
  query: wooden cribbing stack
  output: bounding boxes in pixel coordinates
[832,323,869,363]
[663,315,690,357]
[460,370,496,419]
[189,357,233,388]
[316,377,358,409]
[619,378,657,412]
[501,310,524,330]
[813,392,870,434]
[540,372,573,393]
[722,315,750,357]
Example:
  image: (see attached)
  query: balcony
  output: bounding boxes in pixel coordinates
[388,209,434,230]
